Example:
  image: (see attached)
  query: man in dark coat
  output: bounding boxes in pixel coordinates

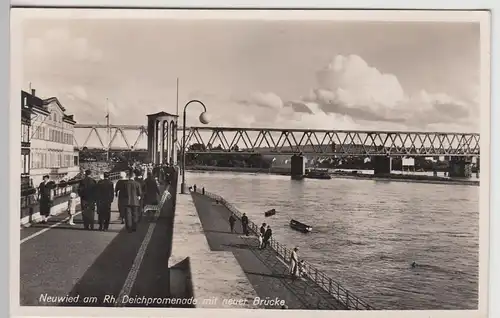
[260,223,267,236]
[143,171,160,217]
[96,172,114,231]
[78,170,97,230]
[263,225,273,249]
[123,169,142,232]
[115,171,128,224]
[241,213,249,236]
[228,214,236,233]
[134,169,145,222]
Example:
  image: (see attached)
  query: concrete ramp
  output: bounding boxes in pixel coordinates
[170,194,259,309]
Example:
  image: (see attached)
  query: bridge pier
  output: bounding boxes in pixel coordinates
[476,157,480,178]
[290,154,305,180]
[372,156,392,175]
[447,157,472,178]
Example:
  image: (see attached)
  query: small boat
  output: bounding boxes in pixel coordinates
[305,170,332,180]
[264,209,276,217]
[289,219,313,233]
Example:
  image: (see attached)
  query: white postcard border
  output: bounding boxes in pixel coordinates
[5,5,496,318]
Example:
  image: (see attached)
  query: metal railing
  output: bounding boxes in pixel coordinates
[20,171,123,210]
[195,189,375,310]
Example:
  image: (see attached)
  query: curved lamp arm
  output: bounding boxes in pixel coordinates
[183,99,207,114]
[181,100,208,194]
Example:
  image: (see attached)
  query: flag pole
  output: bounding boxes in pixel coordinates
[176,77,179,116]
[106,98,110,162]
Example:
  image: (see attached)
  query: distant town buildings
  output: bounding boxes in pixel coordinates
[21,89,80,187]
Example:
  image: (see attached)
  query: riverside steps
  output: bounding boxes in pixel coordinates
[190,190,374,310]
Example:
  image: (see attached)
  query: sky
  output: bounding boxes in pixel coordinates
[21,16,482,148]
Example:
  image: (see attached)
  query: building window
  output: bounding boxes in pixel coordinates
[21,153,30,174]
[21,123,30,143]
[74,155,79,166]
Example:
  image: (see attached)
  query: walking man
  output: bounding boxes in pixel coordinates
[260,223,267,237]
[134,169,145,222]
[96,172,114,231]
[123,169,142,233]
[78,170,97,230]
[263,225,273,248]
[241,213,249,236]
[229,214,236,233]
[115,171,128,224]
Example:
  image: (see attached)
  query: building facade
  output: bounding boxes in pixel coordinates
[24,89,80,186]
[21,91,35,191]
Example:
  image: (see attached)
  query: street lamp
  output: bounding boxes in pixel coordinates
[181,99,209,194]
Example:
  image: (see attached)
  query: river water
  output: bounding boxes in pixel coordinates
[186,171,479,310]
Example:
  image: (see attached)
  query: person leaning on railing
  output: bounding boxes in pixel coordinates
[289,247,299,279]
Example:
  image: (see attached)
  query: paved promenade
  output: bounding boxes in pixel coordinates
[20,186,348,310]
[20,194,174,307]
[190,192,347,310]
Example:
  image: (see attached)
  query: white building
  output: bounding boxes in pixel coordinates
[25,89,80,186]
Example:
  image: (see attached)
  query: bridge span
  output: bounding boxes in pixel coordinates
[74,124,480,158]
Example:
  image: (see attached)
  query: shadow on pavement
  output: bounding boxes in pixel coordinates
[220,243,255,250]
[60,222,151,307]
[60,189,177,307]
[244,271,291,279]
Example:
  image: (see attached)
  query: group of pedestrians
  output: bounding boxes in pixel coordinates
[77,170,115,230]
[228,212,249,235]
[68,167,161,232]
[226,211,306,280]
[258,222,273,249]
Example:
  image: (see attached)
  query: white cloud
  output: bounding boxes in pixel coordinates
[298,54,479,131]
[24,28,103,66]
[249,92,284,109]
[224,54,478,132]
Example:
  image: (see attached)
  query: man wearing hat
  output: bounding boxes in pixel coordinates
[134,169,145,223]
[122,168,142,232]
[96,172,115,231]
[78,169,97,230]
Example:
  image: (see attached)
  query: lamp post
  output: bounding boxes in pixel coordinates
[181,99,209,194]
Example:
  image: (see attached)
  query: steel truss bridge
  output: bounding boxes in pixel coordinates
[74,124,480,157]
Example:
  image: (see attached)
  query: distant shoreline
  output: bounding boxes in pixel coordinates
[185,165,479,186]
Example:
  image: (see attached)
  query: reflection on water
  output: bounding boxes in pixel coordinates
[187,171,479,310]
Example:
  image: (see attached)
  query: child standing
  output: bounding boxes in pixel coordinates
[258,233,263,249]
[67,192,77,225]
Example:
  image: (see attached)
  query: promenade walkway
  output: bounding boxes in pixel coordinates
[19,184,363,310]
[190,192,347,310]
[20,191,174,307]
